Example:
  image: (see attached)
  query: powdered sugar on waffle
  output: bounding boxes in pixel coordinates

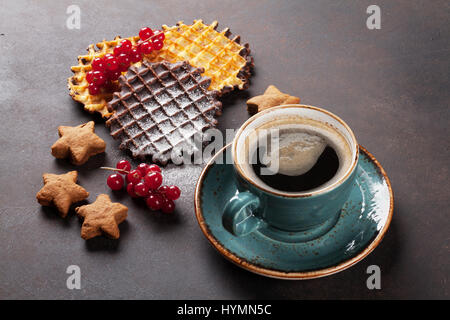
[105,60,222,165]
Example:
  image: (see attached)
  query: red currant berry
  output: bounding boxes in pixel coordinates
[86,71,95,83]
[139,27,154,41]
[146,193,163,210]
[107,173,124,191]
[134,182,149,197]
[152,39,163,51]
[86,70,106,86]
[113,44,125,57]
[116,160,131,173]
[129,47,143,63]
[126,182,139,198]
[166,185,181,200]
[158,185,169,194]
[153,30,165,41]
[106,70,121,81]
[147,164,161,173]
[91,57,106,72]
[105,55,119,72]
[136,163,150,176]
[88,83,100,95]
[117,53,131,72]
[126,169,142,184]
[144,171,163,190]
[161,198,175,213]
[104,53,114,59]
[120,39,132,53]
[140,41,153,55]
[95,72,106,86]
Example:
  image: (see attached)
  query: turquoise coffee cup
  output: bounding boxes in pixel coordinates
[222,105,359,241]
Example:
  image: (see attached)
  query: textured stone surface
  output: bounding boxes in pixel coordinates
[0,0,448,299]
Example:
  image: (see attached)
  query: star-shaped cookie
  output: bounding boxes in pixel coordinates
[246,85,300,114]
[75,194,128,240]
[36,171,89,217]
[51,121,106,165]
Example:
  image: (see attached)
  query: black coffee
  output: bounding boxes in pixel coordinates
[251,145,340,192]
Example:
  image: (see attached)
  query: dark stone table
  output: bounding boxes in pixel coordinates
[1,0,448,299]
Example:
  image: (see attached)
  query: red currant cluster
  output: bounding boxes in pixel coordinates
[105,160,180,213]
[86,27,165,95]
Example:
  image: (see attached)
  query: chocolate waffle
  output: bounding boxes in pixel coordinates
[147,20,253,95]
[105,60,222,165]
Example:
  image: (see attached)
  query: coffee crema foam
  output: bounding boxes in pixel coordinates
[241,116,353,194]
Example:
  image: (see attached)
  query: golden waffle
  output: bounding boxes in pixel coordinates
[147,20,253,95]
[68,36,141,117]
[69,20,253,117]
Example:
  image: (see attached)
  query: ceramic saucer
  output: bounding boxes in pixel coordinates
[194,144,393,279]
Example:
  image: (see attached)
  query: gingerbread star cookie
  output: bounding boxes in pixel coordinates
[51,121,106,165]
[246,85,300,114]
[36,171,89,217]
[75,194,128,240]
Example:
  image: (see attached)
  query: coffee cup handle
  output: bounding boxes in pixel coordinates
[222,191,265,237]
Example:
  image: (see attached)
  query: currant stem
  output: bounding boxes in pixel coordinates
[100,167,130,174]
